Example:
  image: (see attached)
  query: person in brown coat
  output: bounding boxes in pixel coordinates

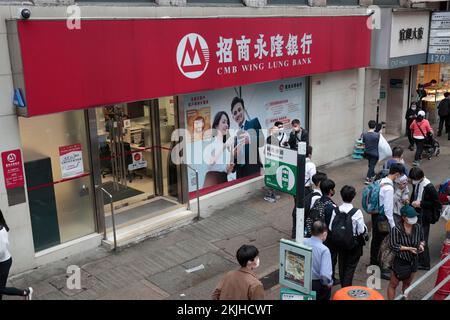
[212,245,264,300]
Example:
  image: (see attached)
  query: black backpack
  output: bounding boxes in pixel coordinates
[305,197,329,237]
[304,191,321,221]
[330,208,358,249]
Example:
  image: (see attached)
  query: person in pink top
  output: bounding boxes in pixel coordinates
[409,110,433,166]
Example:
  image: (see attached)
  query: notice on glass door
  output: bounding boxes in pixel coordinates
[59,143,84,179]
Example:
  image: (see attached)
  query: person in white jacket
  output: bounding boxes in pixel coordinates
[0,210,33,300]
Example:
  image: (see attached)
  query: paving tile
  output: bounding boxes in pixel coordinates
[147,265,204,295]
[81,259,115,276]
[97,279,170,300]
[246,227,287,249]
[181,252,237,281]
[212,235,251,257]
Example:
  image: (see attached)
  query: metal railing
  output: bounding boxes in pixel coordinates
[96,184,118,251]
[185,163,200,220]
[395,254,450,300]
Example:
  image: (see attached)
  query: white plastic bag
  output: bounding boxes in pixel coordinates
[442,205,450,221]
[378,134,392,161]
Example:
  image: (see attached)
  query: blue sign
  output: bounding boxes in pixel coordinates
[13,89,26,108]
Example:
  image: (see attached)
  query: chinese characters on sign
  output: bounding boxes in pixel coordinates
[428,11,450,63]
[399,27,424,41]
[216,33,313,76]
[59,144,84,179]
[1,149,24,189]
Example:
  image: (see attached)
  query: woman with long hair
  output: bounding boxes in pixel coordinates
[0,210,33,300]
[203,111,235,188]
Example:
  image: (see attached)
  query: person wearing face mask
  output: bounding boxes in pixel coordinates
[393,174,410,227]
[287,119,309,150]
[405,103,418,151]
[212,244,264,300]
[387,205,425,300]
[304,220,333,300]
[410,110,433,167]
[409,167,441,271]
[437,92,450,138]
[370,163,404,280]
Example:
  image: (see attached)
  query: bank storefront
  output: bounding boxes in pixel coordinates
[4,16,370,272]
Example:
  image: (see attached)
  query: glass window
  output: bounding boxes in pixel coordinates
[187,0,242,4]
[327,0,359,5]
[267,0,307,5]
[373,0,399,6]
[19,110,96,252]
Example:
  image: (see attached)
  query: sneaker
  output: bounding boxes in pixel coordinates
[364,178,371,185]
[412,161,420,167]
[26,287,33,300]
[263,196,276,203]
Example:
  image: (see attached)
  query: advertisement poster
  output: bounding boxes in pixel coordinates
[284,250,306,287]
[183,77,306,193]
[59,144,84,179]
[1,149,25,189]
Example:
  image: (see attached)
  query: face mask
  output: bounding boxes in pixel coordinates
[253,257,260,269]
[411,106,416,111]
[406,217,418,225]
[412,180,421,185]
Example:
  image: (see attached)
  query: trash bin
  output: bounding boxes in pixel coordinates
[332,286,384,300]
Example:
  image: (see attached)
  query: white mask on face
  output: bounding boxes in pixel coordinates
[253,257,260,269]
[412,180,421,185]
[406,217,418,225]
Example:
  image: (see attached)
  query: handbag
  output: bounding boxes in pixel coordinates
[379,235,395,270]
[392,257,415,281]
[416,122,433,145]
[377,134,392,161]
[377,214,391,234]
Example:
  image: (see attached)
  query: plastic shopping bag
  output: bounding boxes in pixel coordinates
[378,134,392,161]
[442,205,450,221]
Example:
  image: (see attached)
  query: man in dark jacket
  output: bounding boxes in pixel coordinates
[362,120,380,184]
[405,102,418,150]
[409,167,441,270]
[287,119,309,150]
[437,92,450,138]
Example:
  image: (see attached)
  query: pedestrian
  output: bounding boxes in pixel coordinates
[362,120,380,184]
[393,174,410,227]
[266,121,288,147]
[383,146,408,176]
[437,92,450,138]
[212,244,264,300]
[0,210,33,300]
[287,118,309,150]
[304,220,333,300]
[291,145,316,237]
[305,145,317,196]
[409,167,441,271]
[309,179,339,285]
[370,163,404,280]
[410,110,433,167]
[387,205,425,300]
[300,172,328,239]
[329,185,368,287]
[405,102,418,151]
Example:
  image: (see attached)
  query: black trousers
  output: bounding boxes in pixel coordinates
[438,116,449,135]
[414,139,425,161]
[291,189,313,238]
[338,245,363,288]
[418,219,431,268]
[366,155,378,179]
[324,240,338,281]
[312,280,331,300]
[370,214,388,266]
[406,125,415,147]
[0,258,25,300]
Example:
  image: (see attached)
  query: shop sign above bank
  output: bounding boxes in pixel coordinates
[11,17,371,117]
[428,11,450,63]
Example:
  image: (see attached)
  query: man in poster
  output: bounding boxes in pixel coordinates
[231,97,265,179]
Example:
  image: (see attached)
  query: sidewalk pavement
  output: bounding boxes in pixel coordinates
[5,135,450,300]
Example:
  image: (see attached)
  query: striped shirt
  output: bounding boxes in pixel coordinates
[389,223,424,262]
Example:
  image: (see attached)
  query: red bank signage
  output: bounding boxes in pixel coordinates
[16,17,371,116]
[1,149,25,189]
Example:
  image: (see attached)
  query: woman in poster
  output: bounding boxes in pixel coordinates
[203,111,235,188]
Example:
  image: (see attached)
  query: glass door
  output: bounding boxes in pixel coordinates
[95,102,155,211]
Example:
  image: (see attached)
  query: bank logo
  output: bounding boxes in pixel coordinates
[177,33,210,79]
[6,153,16,163]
